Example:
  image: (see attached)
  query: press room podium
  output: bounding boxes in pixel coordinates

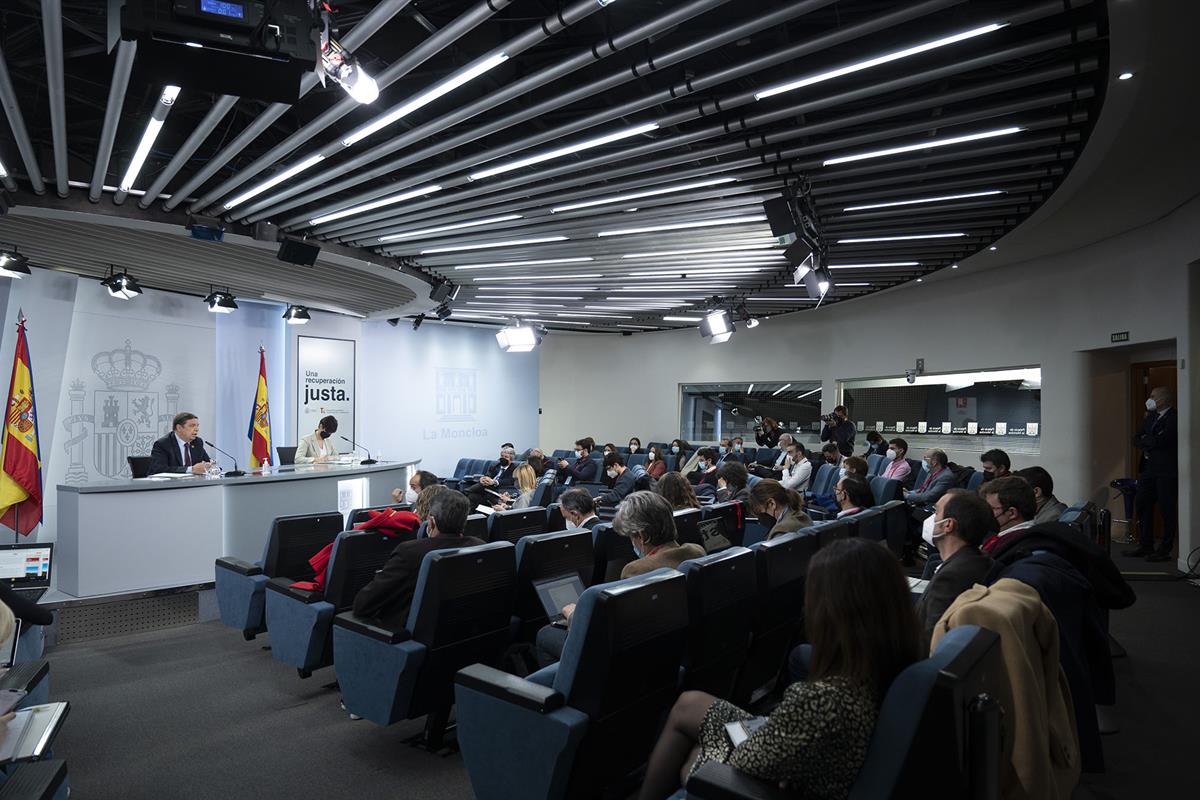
[55,460,417,598]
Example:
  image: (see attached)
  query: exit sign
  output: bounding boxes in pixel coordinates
[1111,331,1130,343]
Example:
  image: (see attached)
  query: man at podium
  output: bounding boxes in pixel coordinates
[149,412,212,475]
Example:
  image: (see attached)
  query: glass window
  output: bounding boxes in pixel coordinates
[679,382,823,442]
[840,366,1041,455]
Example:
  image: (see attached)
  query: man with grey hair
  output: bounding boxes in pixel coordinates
[466,444,518,507]
[750,432,794,479]
[1124,385,1178,562]
[533,492,703,667]
[905,448,956,507]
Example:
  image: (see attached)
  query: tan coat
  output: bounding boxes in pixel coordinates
[621,542,706,579]
[931,579,1080,800]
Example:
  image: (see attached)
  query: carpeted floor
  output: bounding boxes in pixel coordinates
[46,553,1200,799]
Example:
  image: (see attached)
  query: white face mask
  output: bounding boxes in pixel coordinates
[922,515,948,546]
[574,449,582,458]
[734,443,742,450]
[606,468,618,479]
[629,445,639,452]
[838,468,848,478]
[647,452,655,461]
[886,448,898,461]
[404,486,419,504]
[1145,398,1157,412]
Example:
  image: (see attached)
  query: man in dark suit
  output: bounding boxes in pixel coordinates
[352,490,485,631]
[556,439,599,485]
[914,489,995,652]
[148,412,212,475]
[559,488,600,530]
[905,449,956,507]
[465,445,518,507]
[1124,386,1178,562]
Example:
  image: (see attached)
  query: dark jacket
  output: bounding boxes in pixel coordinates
[985,522,1136,610]
[598,465,647,506]
[915,546,993,653]
[484,460,517,487]
[1133,407,1177,477]
[820,418,856,456]
[353,535,486,631]
[561,456,599,485]
[148,432,210,475]
[907,466,956,506]
[862,441,889,458]
[0,582,54,627]
[754,427,782,448]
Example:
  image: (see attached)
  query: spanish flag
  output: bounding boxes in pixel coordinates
[0,318,43,536]
[247,347,272,468]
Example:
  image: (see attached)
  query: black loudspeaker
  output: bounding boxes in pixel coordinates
[763,197,796,237]
[277,239,320,266]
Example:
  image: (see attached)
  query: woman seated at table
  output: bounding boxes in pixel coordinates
[295,415,339,464]
[639,538,920,799]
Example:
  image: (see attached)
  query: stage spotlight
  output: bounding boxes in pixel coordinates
[434,304,452,320]
[101,267,143,299]
[496,322,539,352]
[0,247,32,279]
[700,309,735,344]
[282,304,310,325]
[204,289,238,314]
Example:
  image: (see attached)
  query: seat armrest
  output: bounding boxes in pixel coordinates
[455,663,565,713]
[686,762,793,800]
[215,556,261,576]
[0,759,69,799]
[333,611,411,644]
[807,508,832,521]
[265,576,324,604]
[0,659,49,693]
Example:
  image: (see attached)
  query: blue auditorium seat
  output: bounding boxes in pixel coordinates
[1059,501,1098,541]
[810,518,850,549]
[545,504,566,533]
[878,500,910,557]
[870,476,901,505]
[333,541,516,744]
[907,458,925,490]
[754,448,779,467]
[488,507,548,544]
[966,469,986,491]
[513,531,594,641]
[464,513,489,541]
[678,548,756,698]
[847,507,886,544]
[214,510,344,640]
[532,470,558,507]
[731,531,820,706]
[686,626,1003,800]
[590,523,636,585]
[451,458,474,480]
[806,463,837,499]
[627,453,648,469]
[867,453,885,476]
[263,529,401,677]
[701,501,744,549]
[0,759,71,800]
[551,449,572,460]
[455,569,688,800]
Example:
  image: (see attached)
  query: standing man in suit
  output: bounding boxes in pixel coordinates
[1124,386,1178,562]
[914,489,995,653]
[352,491,485,631]
[905,449,956,507]
[148,412,211,475]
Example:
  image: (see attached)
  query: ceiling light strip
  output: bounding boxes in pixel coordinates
[843,190,1004,211]
[469,122,660,181]
[823,127,1023,167]
[422,236,569,254]
[550,177,737,213]
[597,215,768,237]
[378,214,523,241]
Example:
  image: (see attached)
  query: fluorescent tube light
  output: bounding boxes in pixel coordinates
[662,316,702,322]
[528,318,592,326]
[627,267,768,277]
[476,295,583,300]
[421,236,569,254]
[745,297,820,302]
[0,159,7,178]
[310,184,443,225]
[837,233,965,243]
[796,387,822,399]
[473,273,602,282]
[827,262,920,268]
[378,214,523,241]
[771,384,792,396]
[621,242,779,258]
[747,384,755,393]
[556,312,634,318]
[597,214,767,237]
[550,177,736,213]
[823,127,1023,166]
[469,122,660,181]
[119,85,181,192]
[225,153,327,210]
[843,190,1003,211]
[454,257,594,270]
[343,52,510,147]
[756,23,1006,101]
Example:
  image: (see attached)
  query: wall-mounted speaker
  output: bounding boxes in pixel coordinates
[277,239,320,266]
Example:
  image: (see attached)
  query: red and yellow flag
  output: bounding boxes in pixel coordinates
[247,348,272,468]
[0,318,43,535]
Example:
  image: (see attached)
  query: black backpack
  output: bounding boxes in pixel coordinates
[946,462,977,488]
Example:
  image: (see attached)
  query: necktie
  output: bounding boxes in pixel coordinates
[184,444,192,467]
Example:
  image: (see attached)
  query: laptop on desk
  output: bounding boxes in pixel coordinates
[0,543,52,603]
[533,574,586,627]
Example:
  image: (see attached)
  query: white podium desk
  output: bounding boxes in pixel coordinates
[56,460,417,599]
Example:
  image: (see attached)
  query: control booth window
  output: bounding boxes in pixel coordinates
[680,382,823,443]
[839,366,1042,455]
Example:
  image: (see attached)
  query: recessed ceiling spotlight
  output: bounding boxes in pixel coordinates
[916,278,924,283]
[951,264,959,269]
[988,246,998,251]
[1117,71,1134,81]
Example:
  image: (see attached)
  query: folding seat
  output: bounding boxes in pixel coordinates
[967,470,986,491]
[810,518,849,549]
[731,531,820,706]
[512,530,595,641]
[263,529,400,677]
[671,507,703,549]
[686,626,1004,799]
[754,448,779,467]
[907,458,926,490]
[545,504,566,533]
[647,441,669,452]
[1,657,50,710]
[463,513,490,540]
[627,453,648,469]
[849,507,887,544]
[590,523,636,585]
[214,510,344,640]
[701,501,744,548]
[616,446,630,455]
[0,759,71,799]
[334,541,515,744]
[488,507,548,544]
[870,476,901,505]
[455,569,688,800]
[451,458,474,480]
[348,503,410,525]
[878,499,910,557]
[678,547,756,698]
[867,453,885,476]
[1059,502,1098,541]
[806,463,837,499]
[551,449,572,460]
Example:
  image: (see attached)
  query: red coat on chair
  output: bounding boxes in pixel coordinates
[289,509,420,592]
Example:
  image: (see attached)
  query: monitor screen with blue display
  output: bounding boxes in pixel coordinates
[200,0,246,19]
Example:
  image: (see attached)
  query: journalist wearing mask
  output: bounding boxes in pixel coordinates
[819,405,856,456]
[295,415,340,464]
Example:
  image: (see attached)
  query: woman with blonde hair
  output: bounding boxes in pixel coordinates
[495,463,538,511]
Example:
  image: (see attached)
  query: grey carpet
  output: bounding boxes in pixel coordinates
[46,554,1200,798]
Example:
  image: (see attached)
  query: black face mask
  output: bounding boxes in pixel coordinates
[319,430,332,439]
[981,470,994,481]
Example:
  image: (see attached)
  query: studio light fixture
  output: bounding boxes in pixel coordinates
[597,215,768,237]
[836,233,965,243]
[699,309,735,344]
[321,37,379,105]
[342,52,511,147]
[496,322,540,353]
[822,127,1023,167]
[119,85,181,193]
[225,154,327,210]
[411,313,425,330]
[454,257,594,270]
[0,247,32,279]
[101,266,143,299]
[550,177,737,213]
[378,214,524,241]
[754,23,1007,101]
[309,184,443,226]
[434,304,453,320]
[469,122,660,181]
[843,190,1003,212]
[283,305,311,325]
[421,236,569,254]
[204,289,238,314]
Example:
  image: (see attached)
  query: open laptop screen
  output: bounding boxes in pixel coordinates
[0,544,52,586]
[533,574,585,622]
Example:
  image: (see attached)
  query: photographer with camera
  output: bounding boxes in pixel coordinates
[753,415,782,448]
[819,405,856,457]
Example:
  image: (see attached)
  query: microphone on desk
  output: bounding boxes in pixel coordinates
[341,435,378,465]
[204,440,246,477]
